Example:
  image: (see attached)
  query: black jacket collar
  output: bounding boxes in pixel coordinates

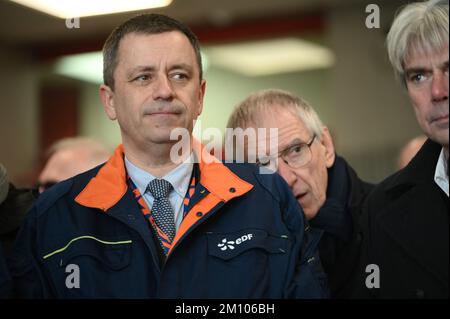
[385,139,442,197]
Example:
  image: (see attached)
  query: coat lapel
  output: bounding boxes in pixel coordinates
[378,140,449,287]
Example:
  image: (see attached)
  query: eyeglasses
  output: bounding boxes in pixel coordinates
[256,134,316,171]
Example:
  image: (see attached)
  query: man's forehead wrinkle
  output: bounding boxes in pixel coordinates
[247,112,307,151]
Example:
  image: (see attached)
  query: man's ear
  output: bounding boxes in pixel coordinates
[320,127,336,168]
[99,84,117,120]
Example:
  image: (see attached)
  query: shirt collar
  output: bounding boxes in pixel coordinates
[124,153,194,198]
[434,147,449,197]
[75,141,253,212]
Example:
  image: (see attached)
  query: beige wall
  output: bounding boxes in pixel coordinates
[0,47,38,185]
[200,66,331,136]
[79,82,121,149]
[326,3,422,181]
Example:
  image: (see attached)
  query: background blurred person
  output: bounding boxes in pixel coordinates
[1,137,111,256]
[0,164,36,257]
[397,135,427,169]
[37,137,112,193]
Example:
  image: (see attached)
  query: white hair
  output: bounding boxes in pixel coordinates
[227,89,325,139]
[386,0,449,85]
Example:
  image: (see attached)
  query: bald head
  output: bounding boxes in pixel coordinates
[38,137,112,193]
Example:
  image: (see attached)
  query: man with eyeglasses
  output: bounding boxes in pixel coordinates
[227,89,373,298]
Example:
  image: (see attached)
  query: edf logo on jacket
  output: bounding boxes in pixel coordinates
[8,144,328,299]
[217,233,253,251]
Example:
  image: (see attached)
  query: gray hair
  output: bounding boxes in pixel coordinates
[226,89,325,139]
[386,0,449,85]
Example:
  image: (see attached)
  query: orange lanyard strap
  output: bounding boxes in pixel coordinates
[127,164,198,255]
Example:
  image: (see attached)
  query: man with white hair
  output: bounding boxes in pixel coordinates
[227,89,374,298]
[357,0,448,298]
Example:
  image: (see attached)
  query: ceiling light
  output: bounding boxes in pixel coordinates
[54,52,103,84]
[205,38,335,77]
[10,0,173,18]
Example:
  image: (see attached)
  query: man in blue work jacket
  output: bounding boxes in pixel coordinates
[8,14,327,298]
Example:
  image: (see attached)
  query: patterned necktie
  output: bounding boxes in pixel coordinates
[146,179,176,246]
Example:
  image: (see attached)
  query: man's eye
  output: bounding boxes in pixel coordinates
[409,73,426,83]
[134,74,150,82]
[288,145,303,156]
[292,145,302,153]
[171,73,188,80]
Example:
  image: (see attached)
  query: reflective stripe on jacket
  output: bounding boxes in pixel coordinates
[9,143,328,298]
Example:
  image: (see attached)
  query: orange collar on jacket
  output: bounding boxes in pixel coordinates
[75,140,254,253]
[75,139,253,218]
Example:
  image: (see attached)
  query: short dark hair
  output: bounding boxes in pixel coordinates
[102,13,203,90]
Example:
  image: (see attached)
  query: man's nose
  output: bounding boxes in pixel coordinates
[277,160,297,188]
[152,74,174,100]
[431,71,449,103]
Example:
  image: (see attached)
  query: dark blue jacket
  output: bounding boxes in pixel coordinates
[9,144,328,299]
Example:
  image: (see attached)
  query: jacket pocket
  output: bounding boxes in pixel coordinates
[41,236,134,298]
[204,229,290,298]
[43,235,132,271]
[206,229,288,260]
